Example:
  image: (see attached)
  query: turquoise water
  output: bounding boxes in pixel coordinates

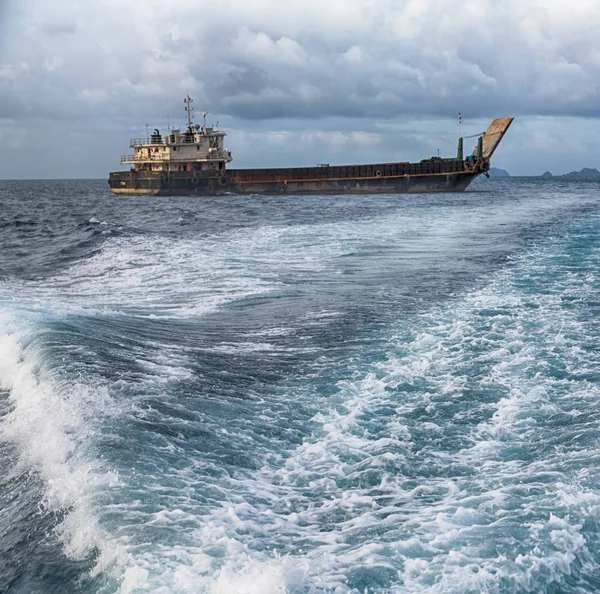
[1,179,599,592]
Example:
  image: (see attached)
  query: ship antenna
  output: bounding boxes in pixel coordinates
[202,111,207,134]
[458,112,462,142]
[184,94,194,131]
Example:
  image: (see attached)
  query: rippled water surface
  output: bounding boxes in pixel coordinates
[1,178,600,593]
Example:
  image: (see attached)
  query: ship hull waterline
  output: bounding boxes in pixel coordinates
[109,170,482,197]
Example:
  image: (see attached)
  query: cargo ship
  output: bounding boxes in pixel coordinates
[109,96,513,196]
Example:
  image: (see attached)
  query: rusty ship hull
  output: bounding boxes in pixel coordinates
[109,114,513,197]
[109,160,483,197]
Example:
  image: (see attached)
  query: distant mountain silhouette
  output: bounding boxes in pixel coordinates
[540,168,600,180]
[489,167,510,177]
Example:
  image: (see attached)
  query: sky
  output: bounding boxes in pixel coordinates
[0,0,599,178]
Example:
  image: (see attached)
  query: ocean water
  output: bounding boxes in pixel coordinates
[1,178,600,593]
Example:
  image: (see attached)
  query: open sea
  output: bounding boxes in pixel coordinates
[1,178,600,593]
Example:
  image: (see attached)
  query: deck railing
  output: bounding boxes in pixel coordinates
[129,136,208,147]
[121,151,231,163]
[129,137,166,147]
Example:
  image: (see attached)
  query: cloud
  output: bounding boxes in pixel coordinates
[0,0,599,177]
[40,21,78,37]
[3,0,600,121]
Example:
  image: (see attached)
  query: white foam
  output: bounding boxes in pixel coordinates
[0,315,126,576]
[4,206,600,591]
[131,228,600,592]
[4,200,553,322]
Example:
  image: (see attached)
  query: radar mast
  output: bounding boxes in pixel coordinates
[184,94,194,132]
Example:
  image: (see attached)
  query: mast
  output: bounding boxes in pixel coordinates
[184,94,194,131]
[457,112,463,161]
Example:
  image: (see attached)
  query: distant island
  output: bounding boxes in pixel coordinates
[478,167,600,180]
[540,167,600,180]
[489,167,510,177]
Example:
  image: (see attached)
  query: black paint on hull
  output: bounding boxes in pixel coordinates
[109,170,483,197]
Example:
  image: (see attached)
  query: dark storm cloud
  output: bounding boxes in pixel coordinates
[218,49,596,121]
[165,8,599,123]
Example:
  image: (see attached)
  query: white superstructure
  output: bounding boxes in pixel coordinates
[120,96,232,174]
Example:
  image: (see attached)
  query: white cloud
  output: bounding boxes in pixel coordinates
[42,57,63,72]
[0,62,29,80]
[79,89,109,105]
[231,30,308,67]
